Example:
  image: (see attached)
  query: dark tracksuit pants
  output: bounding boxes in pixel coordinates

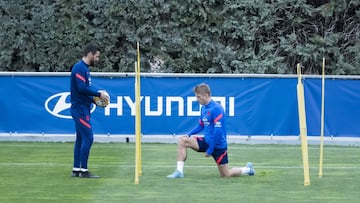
[71,104,93,170]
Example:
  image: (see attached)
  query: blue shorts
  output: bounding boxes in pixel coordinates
[196,137,228,165]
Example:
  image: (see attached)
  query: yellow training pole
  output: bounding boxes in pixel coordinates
[137,42,142,177]
[134,42,142,184]
[296,63,311,186]
[319,57,325,177]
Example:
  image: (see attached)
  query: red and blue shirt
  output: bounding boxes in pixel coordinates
[70,60,100,109]
[188,99,227,155]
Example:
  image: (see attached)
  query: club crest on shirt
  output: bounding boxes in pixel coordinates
[202,117,210,126]
[215,121,222,127]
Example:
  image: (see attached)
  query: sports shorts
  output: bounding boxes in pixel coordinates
[196,136,228,165]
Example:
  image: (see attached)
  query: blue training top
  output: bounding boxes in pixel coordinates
[187,99,227,155]
[70,60,100,109]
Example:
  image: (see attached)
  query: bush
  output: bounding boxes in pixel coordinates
[0,0,359,74]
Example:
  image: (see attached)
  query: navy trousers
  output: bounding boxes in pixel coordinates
[71,105,93,170]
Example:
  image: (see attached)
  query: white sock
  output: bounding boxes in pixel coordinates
[73,167,81,171]
[176,161,184,173]
[80,168,88,172]
[240,167,250,175]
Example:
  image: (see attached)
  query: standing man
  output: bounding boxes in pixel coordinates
[167,83,255,178]
[70,43,109,178]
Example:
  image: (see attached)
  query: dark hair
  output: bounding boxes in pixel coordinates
[83,43,100,56]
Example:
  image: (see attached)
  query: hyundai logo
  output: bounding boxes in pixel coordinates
[45,92,96,119]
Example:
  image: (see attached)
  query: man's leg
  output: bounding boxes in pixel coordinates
[167,136,199,178]
[177,136,199,161]
[80,128,93,171]
[71,110,82,177]
[217,164,241,177]
[217,163,255,177]
[77,117,99,178]
[213,148,255,177]
[72,130,82,177]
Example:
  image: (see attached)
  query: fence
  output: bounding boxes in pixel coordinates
[1,72,359,137]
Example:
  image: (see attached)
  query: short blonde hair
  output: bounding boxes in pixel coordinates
[193,83,211,96]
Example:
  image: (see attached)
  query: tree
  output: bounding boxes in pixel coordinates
[0,0,359,74]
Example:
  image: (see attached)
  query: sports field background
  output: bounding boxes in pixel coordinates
[0,141,358,203]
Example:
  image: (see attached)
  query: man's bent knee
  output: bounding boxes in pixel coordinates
[178,136,197,149]
[178,136,189,145]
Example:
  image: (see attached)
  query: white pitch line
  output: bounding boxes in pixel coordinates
[1,144,358,152]
[0,162,359,169]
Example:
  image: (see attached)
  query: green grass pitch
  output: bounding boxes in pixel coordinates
[0,142,359,203]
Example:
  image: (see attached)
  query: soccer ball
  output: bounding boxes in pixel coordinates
[93,91,109,107]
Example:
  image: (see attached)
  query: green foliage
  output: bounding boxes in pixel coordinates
[0,0,359,74]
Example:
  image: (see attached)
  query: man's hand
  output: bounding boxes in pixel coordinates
[205,153,211,157]
[99,91,109,101]
[94,90,110,108]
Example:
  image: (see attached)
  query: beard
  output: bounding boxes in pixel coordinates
[89,59,96,66]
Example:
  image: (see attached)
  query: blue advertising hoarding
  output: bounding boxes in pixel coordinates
[0,73,359,137]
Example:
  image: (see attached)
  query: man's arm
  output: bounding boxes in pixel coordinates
[187,119,204,137]
[74,68,100,97]
[206,107,224,155]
